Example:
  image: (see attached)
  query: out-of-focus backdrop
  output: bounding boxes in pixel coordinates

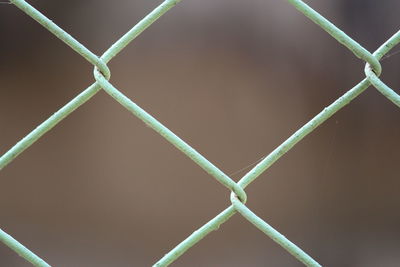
[1,0,400,266]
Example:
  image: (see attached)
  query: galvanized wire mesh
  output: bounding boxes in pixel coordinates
[1,0,400,266]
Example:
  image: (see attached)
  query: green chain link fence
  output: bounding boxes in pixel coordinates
[1,0,400,266]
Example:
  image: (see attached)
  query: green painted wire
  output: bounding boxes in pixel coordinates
[0,229,50,267]
[154,82,370,267]
[230,194,321,267]
[0,0,183,266]
[365,66,400,107]
[154,5,400,267]
[101,0,182,63]
[2,0,247,202]
[288,0,400,107]
[0,0,182,171]
[0,84,101,171]
[2,0,246,264]
[238,17,400,191]
[364,30,400,107]
[364,63,400,108]
[9,0,110,79]
[287,0,381,76]
[92,69,247,202]
[2,0,400,266]
[102,2,400,266]
[154,206,236,267]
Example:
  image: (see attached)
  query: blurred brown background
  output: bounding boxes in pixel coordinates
[1,0,400,266]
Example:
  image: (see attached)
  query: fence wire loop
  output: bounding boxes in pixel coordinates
[2,0,400,266]
[364,63,400,107]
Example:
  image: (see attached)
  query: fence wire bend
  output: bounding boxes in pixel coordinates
[1,0,400,266]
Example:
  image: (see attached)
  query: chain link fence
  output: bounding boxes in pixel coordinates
[1,0,400,266]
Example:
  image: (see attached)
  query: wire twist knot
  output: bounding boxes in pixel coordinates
[93,58,111,82]
[95,58,111,81]
[232,184,247,204]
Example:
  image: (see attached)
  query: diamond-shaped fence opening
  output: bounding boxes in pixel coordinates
[1,0,400,266]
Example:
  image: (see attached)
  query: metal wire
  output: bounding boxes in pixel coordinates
[1,0,400,266]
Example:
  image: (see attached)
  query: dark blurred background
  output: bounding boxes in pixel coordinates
[1,0,400,266]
